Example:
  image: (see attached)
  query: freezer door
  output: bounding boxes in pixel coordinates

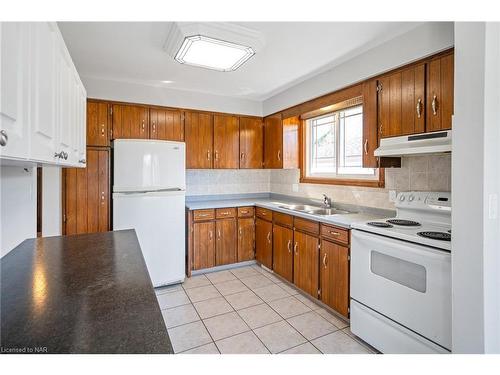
[113,190,185,286]
[113,139,185,192]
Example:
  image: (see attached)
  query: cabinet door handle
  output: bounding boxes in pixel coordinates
[101,126,105,135]
[214,150,219,160]
[217,230,221,240]
[329,231,341,237]
[294,242,298,255]
[207,150,211,160]
[323,252,328,268]
[267,231,271,244]
[101,192,105,201]
[209,231,213,240]
[364,139,368,155]
[416,98,422,118]
[239,228,242,236]
[432,95,438,115]
[287,239,292,253]
[277,150,281,161]
[142,120,145,131]
[152,122,156,132]
[0,130,8,146]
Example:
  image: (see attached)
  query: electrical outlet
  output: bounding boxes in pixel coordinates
[292,184,299,192]
[389,190,397,202]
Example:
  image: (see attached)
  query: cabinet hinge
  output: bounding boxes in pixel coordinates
[109,106,113,116]
[348,254,351,261]
[318,243,321,250]
[317,289,321,298]
[376,83,383,92]
[63,213,67,223]
[110,128,113,139]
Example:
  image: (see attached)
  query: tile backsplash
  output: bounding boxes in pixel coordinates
[385,154,451,192]
[186,154,451,210]
[186,169,271,196]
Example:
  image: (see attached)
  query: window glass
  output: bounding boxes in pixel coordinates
[306,105,376,179]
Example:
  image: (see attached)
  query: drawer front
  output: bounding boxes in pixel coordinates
[273,211,293,228]
[216,207,237,219]
[294,217,320,236]
[256,207,273,221]
[238,206,255,218]
[193,209,215,221]
[321,224,349,245]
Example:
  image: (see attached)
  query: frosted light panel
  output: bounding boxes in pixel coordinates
[175,36,255,71]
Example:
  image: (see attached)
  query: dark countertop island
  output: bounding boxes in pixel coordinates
[1,230,173,354]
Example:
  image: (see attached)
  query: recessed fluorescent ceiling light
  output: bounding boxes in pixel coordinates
[175,35,255,72]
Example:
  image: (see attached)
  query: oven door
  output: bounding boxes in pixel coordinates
[351,229,451,350]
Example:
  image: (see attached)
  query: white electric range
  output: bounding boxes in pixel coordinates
[350,191,452,354]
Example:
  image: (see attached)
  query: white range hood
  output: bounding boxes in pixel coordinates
[374,130,452,157]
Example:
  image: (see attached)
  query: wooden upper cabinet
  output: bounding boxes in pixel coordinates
[320,240,349,317]
[255,218,273,269]
[282,116,300,169]
[86,101,109,147]
[150,108,184,141]
[378,63,426,138]
[427,53,454,131]
[111,104,149,140]
[263,114,299,169]
[239,117,263,168]
[362,80,379,168]
[193,221,215,270]
[273,224,294,283]
[216,218,237,266]
[184,111,213,169]
[213,114,239,169]
[263,114,282,168]
[293,230,319,298]
[64,148,110,235]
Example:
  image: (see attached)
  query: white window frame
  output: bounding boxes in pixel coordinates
[305,105,378,181]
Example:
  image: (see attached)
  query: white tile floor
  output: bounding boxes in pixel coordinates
[155,264,377,354]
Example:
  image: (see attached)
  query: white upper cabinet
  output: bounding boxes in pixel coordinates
[30,22,58,164]
[0,23,31,160]
[0,22,86,167]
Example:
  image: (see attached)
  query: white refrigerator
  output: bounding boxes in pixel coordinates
[112,139,185,287]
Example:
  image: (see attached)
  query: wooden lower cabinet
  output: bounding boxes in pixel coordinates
[193,221,215,270]
[320,240,350,318]
[216,218,237,266]
[238,218,255,262]
[293,230,319,298]
[255,218,273,269]
[63,148,110,235]
[272,224,294,282]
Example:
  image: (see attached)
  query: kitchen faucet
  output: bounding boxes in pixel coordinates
[322,194,332,208]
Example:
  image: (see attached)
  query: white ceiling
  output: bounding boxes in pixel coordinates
[59,22,421,101]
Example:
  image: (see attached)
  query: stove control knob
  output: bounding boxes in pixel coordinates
[408,195,414,202]
[399,195,405,201]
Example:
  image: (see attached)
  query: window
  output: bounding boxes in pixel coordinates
[304,104,378,181]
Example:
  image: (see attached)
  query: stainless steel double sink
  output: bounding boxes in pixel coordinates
[277,204,352,216]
